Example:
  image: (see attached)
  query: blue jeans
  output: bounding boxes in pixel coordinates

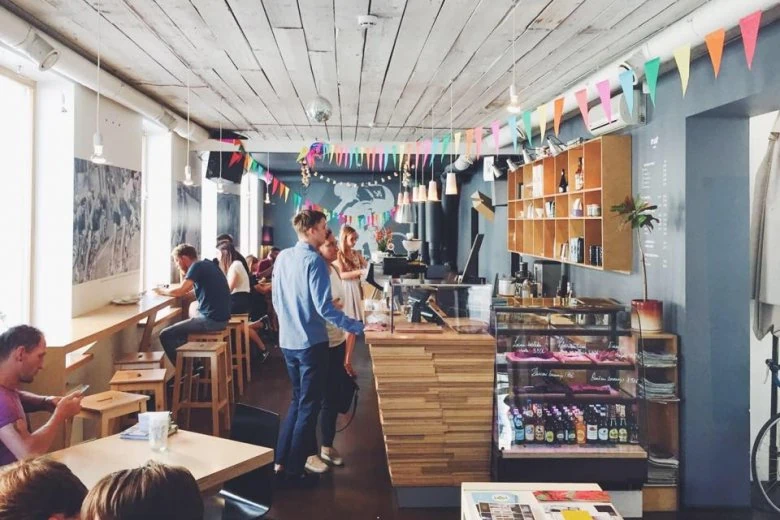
[159,316,228,362]
[276,342,328,475]
[320,342,346,448]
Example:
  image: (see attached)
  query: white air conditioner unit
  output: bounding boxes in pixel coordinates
[587,90,645,136]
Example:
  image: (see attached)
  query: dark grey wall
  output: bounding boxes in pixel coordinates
[526,21,779,507]
[263,173,403,257]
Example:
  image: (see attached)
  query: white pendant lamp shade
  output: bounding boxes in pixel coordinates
[402,190,410,205]
[90,131,106,164]
[417,184,427,202]
[394,200,416,224]
[411,186,418,203]
[183,164,194,186]
[216,179,224,194]
[397,192,404,206]
[264,187,271,204]
[507,84,522,114]
[427,179,439,201]
[445,172,458,195]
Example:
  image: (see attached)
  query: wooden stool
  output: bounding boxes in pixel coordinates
[171,342,231,436]
[110,369,167,412]
[114,351,165,370]
[67,390,149,444]
[187,330,234,404]
[228,316,248,394]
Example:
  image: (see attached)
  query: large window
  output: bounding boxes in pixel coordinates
[0,71,34,327]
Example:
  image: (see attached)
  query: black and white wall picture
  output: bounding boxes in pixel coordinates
[72,158,142,284]
[172,182,202,250]
[217,192,240,249]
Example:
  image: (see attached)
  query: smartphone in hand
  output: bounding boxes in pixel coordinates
[67,384,90,397]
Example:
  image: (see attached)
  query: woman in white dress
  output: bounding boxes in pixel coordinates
[217,242,250,315]
[334,225,366,377]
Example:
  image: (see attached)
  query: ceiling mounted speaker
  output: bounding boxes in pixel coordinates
[21,31,59,71]
[471,190,495,221]
[306,95,333,123]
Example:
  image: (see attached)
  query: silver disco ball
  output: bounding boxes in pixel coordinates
[306,95,333,123]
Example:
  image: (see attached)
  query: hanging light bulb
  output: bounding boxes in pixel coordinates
[91,0,106,164]
[264,151,271,204]
[183,164,194,186]
[216,179,224,193]
[428,105,440,202]
[445,83,458,195]
[506,4,522,114]
[264,186,271,204]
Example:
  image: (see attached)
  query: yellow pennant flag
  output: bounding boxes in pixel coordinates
[465,129,474,157]
[673,44,691,96]
[284,185,289,202]
[538,105,548,143]
[296,146,307,162]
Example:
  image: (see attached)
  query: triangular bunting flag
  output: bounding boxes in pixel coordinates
[619,69,635,116]
[422,139,431,168]
[644,57,660,107]
[272,178,279,195]
[537,106,547,143]
[575,88,590,128]
[522,111,533,146]
[475,127,483,158]
[491,121,501,155]
[464,129,473,157]
[508,116,518,153]
[553,97,564,137]
[740,10,762,70]
[296,146,307,163]
[284,186,289,202]
[431,137,439,166]
[673,44,691,96]
[705,28,725,78]
[392,144,398,168]
[414,142,420,168]
[229,152,243,168]
[441,134,451,161]
[596,79,612,122]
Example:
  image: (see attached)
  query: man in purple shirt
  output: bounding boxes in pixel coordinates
[0,325,82,466]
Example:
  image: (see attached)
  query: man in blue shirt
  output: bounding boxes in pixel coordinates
[156,244,231,362]
[272,210,363,486]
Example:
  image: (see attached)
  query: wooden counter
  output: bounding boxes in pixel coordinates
[366,328,495,488]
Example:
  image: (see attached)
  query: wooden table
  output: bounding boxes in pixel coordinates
[49,430,274,492]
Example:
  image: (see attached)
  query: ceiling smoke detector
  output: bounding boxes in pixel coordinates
[358,15,379,29]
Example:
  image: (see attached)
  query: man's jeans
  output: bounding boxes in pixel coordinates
[159,317,228,362]
[276,342,328,476]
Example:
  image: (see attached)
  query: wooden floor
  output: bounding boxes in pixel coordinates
[223,338,772,520]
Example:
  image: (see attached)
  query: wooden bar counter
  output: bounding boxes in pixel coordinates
[366,326,495,492]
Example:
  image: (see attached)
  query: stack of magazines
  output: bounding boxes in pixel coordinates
[637,377,677,401]
[120,422,178,440]
[637,351,677,368]
[647,452,679,486]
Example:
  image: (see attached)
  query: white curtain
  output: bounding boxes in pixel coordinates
[751,113,780,340]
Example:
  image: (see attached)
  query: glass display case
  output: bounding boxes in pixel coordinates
[365,280,493,334]
[491,297,648,486]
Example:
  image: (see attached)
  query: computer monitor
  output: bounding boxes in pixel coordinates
[458,233,484,284]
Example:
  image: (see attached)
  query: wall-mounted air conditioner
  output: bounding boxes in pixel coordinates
[587,90,645,136]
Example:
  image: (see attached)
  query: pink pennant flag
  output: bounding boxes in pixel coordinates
[265,171,272,184]
[491,120,501,155]
[740,10,762,70]
[475,127,483,158]
[422,139,431,168]
[596,80,612,122]
[575,88,590,128]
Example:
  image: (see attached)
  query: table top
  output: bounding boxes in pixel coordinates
[49,430,274,491]
[40,294,174,352]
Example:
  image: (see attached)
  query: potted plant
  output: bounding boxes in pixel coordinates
[371,226,394,263]
[611,195,663,332]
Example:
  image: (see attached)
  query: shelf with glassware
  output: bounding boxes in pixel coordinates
[490,298,648,486]
[506,135,632,273]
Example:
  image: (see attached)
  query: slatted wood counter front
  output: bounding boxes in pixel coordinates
[366,330,495,487]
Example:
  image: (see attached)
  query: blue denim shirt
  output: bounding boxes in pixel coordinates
[272,241,364,349]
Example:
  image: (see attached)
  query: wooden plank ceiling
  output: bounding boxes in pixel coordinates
[0,0,708,144]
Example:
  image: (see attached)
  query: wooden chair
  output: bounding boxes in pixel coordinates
[171,342,231,437]
[109,369,167,412]
[188,329,234,404]
[114,351,165,370]
[67,390,149,444]
[228,315,250,393]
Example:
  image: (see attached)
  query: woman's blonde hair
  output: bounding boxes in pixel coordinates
[81,461,203,520]
[337,225,362,270]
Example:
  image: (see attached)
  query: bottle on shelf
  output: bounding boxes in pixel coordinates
[586,406,598,444]
[535,404,545,443]
[558,168,568,193]
[512,407,525,445]
[629,411,640,445]
[618,405,629,444]
[576,412,587,445]
[608,406,619,444]
[574,157,584,191]
[524,405,535,444]
[598,412,609,443]
[544,409,556,445]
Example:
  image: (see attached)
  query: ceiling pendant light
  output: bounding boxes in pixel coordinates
[427,106,439,202]
[445,83,458,195]
[411,162,419,203]
[217,99,224,194]
[402,190,410,205]
[397,191,403,206]
[90,0,106,164]
[417,183,427,203]
[183,69,194,186]
[507,5,522,114]
[264,151,271,204]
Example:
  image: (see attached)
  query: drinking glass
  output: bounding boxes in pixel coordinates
[148,412,170,452]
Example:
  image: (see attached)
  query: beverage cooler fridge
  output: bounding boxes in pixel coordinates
[491,298,648,488]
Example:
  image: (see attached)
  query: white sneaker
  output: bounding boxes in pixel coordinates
[304,455,330,473]
[320,446,344,466]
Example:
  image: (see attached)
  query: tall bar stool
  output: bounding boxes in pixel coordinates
[171,341,231,436]
[228,315,249,393]
[66,390,149,444]
[188,329,234,404]
[109,369,167,412]
[114,351,165,370]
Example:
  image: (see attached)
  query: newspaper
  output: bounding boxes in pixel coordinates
[463,490,623,520]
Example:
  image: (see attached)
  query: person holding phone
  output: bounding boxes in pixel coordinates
[0,326,83,466]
